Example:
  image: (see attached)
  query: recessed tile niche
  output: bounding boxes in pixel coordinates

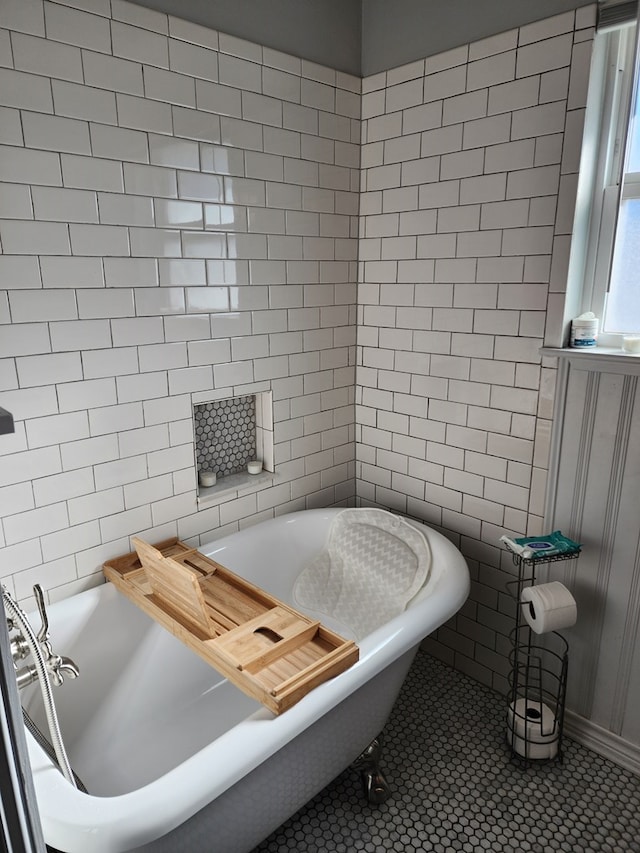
[193,391,273,495]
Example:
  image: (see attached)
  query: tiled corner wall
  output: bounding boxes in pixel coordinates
[0,0,359,606]
[355,8,594,691]
[0,0,597,695]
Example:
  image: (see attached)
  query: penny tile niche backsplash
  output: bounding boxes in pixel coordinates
[0,0,595,689]
[194,395,256,479]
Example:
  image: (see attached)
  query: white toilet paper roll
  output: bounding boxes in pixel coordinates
[521,582,577,634]
[507,698,559,760]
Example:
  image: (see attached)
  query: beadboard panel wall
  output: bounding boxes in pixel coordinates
[0,0,359,607]
[355,8,596,690]
[548,355,640,758]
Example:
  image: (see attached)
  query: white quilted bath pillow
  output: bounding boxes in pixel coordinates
[293,508,431,639]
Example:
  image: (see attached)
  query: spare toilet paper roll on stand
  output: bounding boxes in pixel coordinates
[507,698,559,760]
[521,582,577,634]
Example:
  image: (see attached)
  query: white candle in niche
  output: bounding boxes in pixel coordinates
[622,336,640,353]
[247,460,262,475]
[199,470,216,487]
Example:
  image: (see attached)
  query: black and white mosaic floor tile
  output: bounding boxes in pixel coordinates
[252,652,640,853]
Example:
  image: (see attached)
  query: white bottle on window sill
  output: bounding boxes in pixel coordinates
[570,312,599,348]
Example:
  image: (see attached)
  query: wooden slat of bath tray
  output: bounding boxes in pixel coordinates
[133,537,216,637]
[104,537,190,577]
[200,572,273,626]
[232,637,359,709]
[273,641,360,706]
[213,607,321,673]
[103,537,358,714]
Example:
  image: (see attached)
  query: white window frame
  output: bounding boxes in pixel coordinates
[572,21,639,347]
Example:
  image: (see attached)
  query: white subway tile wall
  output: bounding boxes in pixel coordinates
[0,0,593,689]
[356,8,594,690]
[0,0,358,606]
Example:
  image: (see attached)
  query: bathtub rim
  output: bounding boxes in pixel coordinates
[27,508,470,853]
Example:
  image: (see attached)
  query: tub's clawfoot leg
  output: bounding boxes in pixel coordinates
[352,736,391,805]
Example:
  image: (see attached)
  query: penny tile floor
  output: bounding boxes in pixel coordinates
[252,652,640,853]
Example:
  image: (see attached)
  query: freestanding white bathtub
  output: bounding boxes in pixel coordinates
[24,508,469,853]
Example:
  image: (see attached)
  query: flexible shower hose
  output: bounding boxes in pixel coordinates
[22,706,87,793]
[2,587,77,788]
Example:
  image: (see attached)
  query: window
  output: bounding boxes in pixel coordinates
[607,60,640,332]
[575,20,640,345]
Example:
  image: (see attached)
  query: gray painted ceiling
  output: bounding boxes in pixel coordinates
[131,0,596,77]
[131,0,362,75]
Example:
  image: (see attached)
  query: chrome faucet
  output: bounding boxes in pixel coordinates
[6,583,79,689]
[3,582,80,788]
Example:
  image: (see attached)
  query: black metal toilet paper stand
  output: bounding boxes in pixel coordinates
[505,551,578,767]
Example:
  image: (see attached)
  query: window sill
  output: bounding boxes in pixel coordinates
[197,469,276,508]
[541,346,640,374]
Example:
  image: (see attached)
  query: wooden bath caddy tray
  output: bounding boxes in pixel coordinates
[103,537,359,714]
